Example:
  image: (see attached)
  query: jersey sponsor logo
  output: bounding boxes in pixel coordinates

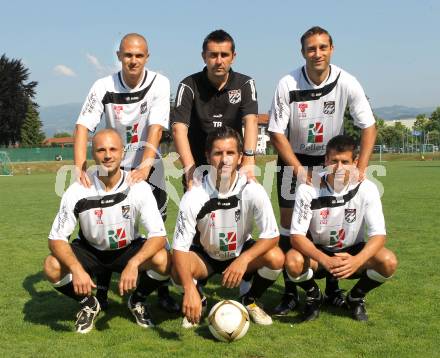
[113,105,124,120]
[323,101,335,114]
[94,209,103,224]
[213,121,223,128]
[330,229,345,248]
[108,227,127,249]
[210,212,216,227]
[296,198,311,224]
[82,92,98,115]
[344,208,356,223]
[228,89,241,104]
[298,103,308,118]
[307,122,323,143]
[320,208,329,224]
[219,231,237,252]
[121,205,130,219]
[140,101,148,114]
[126,123,139,143]
[235,209,241,222]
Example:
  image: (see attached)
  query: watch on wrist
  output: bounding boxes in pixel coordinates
[243,149,255,157]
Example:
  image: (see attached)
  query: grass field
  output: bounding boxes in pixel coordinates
[0,159,439,357]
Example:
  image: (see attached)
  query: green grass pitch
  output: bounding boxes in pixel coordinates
[0,159,438,357]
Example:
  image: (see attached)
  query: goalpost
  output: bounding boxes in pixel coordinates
[0,152,13,176]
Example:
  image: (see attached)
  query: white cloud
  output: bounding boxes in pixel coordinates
[53,64,76,77]
[86,53,119,75]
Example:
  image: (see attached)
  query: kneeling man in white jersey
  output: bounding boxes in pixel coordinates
[44,129,170,333]
[286,135,397,322]
[172,127,283,327]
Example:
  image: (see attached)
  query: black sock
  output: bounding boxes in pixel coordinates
[243,271,275,304]
[54,281,86,302]
[157,281,171,298]
[325,272,340,294]
[283,270,299,296]
[297,279,320,298]
[350,274,384,299]
[96,271,112,298]
[132,271,164,303]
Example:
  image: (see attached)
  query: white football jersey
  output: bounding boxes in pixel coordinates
[172,174,279,261]
[268,65,375,156]
[49,170,167,251]
[290,178,386,251]
[77,70,170,170]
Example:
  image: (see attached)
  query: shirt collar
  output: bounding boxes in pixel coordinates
[202,67,235,92]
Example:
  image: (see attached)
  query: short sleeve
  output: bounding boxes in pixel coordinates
[148,75,170,129]
[171,80,195,127]
[363,182,386,237]
[268,78,291,134]
[347,76,375,129]
[76,79,106,132]
[48,188,78,242]
[290,184,314,235]
[172,192,199,252]
[240,78,258,118]
[251,184,280,239]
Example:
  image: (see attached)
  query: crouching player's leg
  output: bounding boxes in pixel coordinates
[344,246,398,321]
[171,247,211,328]
[43,240,103,334]
[226,240,284,325]
[284,248,323,322]
[118,239,172,328]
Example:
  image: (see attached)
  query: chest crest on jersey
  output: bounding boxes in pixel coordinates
[228,89,241,104]
[344,209,356,223]
[323,101,335,114]
[121,205,131,219]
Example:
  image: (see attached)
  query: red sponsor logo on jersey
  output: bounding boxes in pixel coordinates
[219,231,237,252]
[320,208,329,224]
[126,123,139,143]
[113,105,123,120]
[94,209,103,224]
[298,103,308,112]
[108,227,127,249]
[330,229,346,248]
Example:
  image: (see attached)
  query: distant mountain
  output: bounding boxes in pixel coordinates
[39,103,437,136]
[373,105,435,120]
[39,103,82,136]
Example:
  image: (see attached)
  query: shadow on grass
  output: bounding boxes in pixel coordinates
[22,271,182,338]
[22,271,75,332]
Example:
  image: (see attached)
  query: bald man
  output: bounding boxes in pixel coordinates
[44,129,171,333]
[74,33,178,313]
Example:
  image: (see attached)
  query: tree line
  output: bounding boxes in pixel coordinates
[1,54,439,149]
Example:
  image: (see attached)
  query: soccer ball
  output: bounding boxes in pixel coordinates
[208,300,250,342]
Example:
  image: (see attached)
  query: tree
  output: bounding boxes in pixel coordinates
[53,132,73,138]
[343,107,361,142]
[0,54,37,146]
[20,102,45,147]
[428,107,440,132]
[413,114,429,132]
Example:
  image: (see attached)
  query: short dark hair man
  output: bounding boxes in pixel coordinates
[285,135,397,321]
[268,26,377,315]
[172,29,259,190]
[172,127,283,327]
[44,129,171,333]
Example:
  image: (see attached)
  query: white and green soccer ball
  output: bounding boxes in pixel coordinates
[208,300,250,342]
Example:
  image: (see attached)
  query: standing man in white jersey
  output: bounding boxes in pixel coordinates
[172,127,283,327]
[44,129,171,333]
[268,26,377,315]
[286,135,397,321]
[73,33,178,313]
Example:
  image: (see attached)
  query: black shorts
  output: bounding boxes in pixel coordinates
[70,238,146,277]
[276,154,325,209]
[190,239,256,279]
[122,165,168,221]
[278,231,313,253]
[314,242,366,279]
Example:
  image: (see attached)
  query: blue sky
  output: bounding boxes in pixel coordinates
[2,0,438,111]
